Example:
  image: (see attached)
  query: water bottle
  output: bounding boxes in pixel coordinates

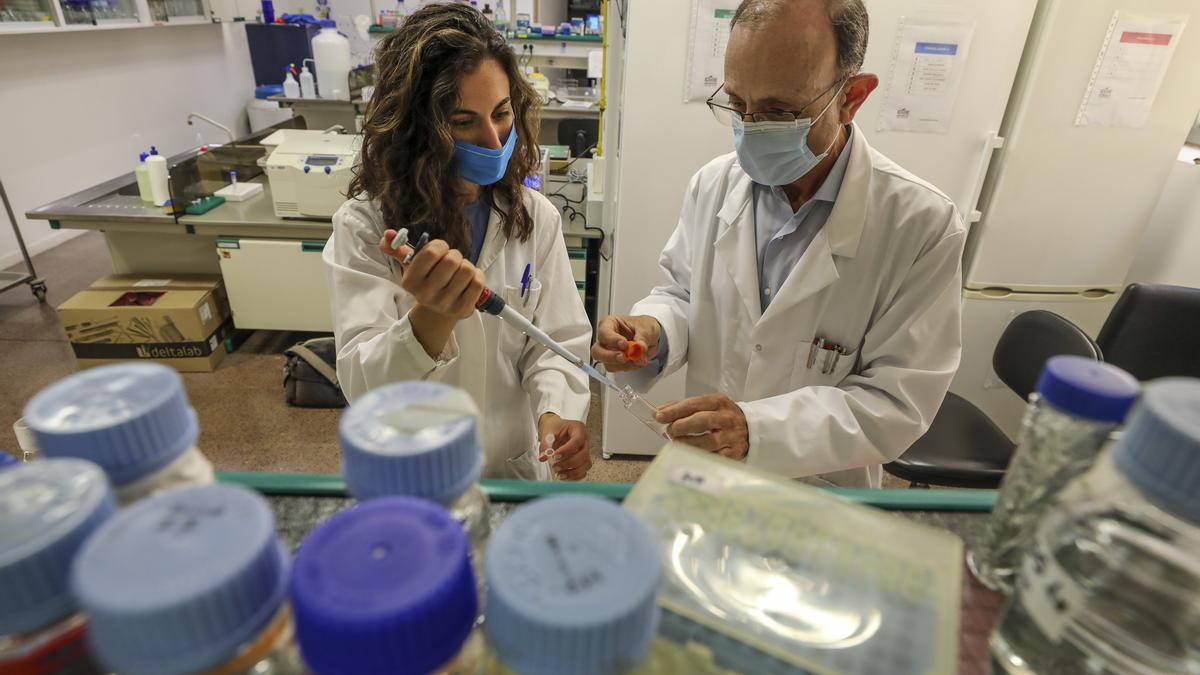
[283,66,301,98]
[969,356,1140,593]
[299,62,316,99]
[289,497,482,674]
[24,362,216,506]
[72,484,303,674]
[990,378,1200,675]
[339,381,492,608]
[135,151,154,202]
[145,146,170,206]
[494,0,506,32]
[0,460,115,675]
[312,20,351,100]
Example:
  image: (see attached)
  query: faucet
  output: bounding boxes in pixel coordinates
[186,113,236,145]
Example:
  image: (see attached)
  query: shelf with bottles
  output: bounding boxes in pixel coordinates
[146,0,208,23]
[0,0,58,28]
[58,0,140,25]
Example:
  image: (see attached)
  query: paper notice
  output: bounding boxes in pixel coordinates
[684,0,740,102]
[1076,12,1187,128]
[878,20,976,134]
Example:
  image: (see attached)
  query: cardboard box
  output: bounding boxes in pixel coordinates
[58,276,233,373]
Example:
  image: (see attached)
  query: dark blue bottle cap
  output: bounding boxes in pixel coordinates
[1036,355,1139,424]
[289,497,477,675]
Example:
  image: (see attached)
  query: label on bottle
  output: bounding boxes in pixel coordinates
[1016,529,1087,643]
[669,466,725,497]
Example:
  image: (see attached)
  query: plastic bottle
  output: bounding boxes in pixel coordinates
[312,20,351,100]
[0,459,116,675]
[72,484,303,675]
[991,378,1200,675]
[482,2,491,23]
[145,145,170,206]
[135,151,153,203]
[283,66,301,98]
[289,497,482,674]
[969,356,1140,593]
[339,381,492,607]
[481,494,725,675]
[494,0,506,32]
[23,362,216,507]
[299,61,316,99]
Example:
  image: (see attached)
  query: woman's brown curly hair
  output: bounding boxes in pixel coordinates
[349,3,541,254]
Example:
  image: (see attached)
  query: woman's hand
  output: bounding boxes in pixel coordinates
[538,413,591,481]
[380,231,486,321]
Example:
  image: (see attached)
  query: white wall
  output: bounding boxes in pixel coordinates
[0,24,255,270]
[1126,147,1200,288]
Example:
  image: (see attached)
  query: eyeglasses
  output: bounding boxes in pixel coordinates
[706,78,847,126]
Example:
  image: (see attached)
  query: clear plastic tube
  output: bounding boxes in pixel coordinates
[619,385,670,440]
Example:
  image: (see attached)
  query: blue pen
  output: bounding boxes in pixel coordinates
[520,263,532,298]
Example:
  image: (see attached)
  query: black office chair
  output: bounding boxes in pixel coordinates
[557,118,598,159]
[1097,283,1200,381]
[885,310,1102,489]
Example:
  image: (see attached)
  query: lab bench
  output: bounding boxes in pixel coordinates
[28,161,609,333]
[225,473,1002,675]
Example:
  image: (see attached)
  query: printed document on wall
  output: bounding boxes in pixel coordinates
[684,0,739,102]
[1076,12,1188,128]
[877,20,975,134]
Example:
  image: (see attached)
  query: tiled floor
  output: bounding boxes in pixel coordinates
[0,232,651,482]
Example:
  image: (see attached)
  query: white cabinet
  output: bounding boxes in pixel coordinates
[216,238,333,332]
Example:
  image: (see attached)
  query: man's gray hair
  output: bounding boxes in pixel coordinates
[731,0,869,78]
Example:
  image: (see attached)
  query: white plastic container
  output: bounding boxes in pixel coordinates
[312,22,351,100]
[134,152,153,203]
[145,146,170,207]
[299,62,316,99]
[282,68,301,98]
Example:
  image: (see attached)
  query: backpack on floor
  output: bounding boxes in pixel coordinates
[283,338,347,408]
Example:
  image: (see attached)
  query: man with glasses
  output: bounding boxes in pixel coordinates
[592,0,966,487]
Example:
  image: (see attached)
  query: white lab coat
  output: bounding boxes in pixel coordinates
[324,189,591,479]
[622,124,966,487]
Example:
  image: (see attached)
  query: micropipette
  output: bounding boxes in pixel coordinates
[394,230,620,393]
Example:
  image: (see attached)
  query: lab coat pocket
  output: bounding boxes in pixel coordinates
[499,279,542,353]
[794,343,859,387]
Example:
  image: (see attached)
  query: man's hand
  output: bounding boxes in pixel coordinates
[591,315,662,373]
[538,413,591,481]
[656,394,750,461]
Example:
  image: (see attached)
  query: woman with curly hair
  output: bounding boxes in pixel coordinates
[324,3,591,480]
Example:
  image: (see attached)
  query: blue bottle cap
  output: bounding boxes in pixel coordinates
[319,18,335,27]
[0,452,17,471]
[72,484,288,675]
[0,459,114,636]
[1036,355,1140,424]
[485,495,661,675]
[289,497,476,675]
[150,146,159,155]
[139,152,149,162]
[24,363,199,485]
[1114,379,1200,523]
[339,381,482,504]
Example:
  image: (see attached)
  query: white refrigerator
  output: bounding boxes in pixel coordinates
[955,0,1200,437]
[604,0,1041,455]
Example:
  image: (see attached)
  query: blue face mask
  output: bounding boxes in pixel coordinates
[454,127,517,186]
[732,83,844,186]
